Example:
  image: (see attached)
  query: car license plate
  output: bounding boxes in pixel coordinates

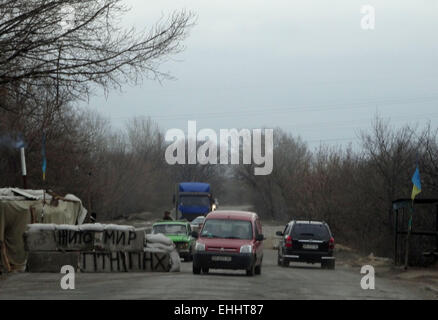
[303,244,318,250]
[211,256,232,262]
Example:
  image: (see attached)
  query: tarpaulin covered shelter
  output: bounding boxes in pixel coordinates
[0,188,87,272]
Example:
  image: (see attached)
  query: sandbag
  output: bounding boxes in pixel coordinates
[169,250,181,272]
[146,242,174,252]
[146,233,174,246]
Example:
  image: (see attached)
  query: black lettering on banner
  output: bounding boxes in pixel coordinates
[109,251,120,271]
[82,252,87,270]
[81,252,153,272]
[143,252,152,270]
[83,231,92,244]
[128,252,142,270]
[104,230,115,244]
[128,252,132,269]
[128,231,136,245]
[116,231,126,245]
[68,230,78,244]
[58,230,67,246]
[57,230,95,247]
[120,252,127,272]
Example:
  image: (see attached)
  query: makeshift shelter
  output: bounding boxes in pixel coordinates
[392,198,438,266]
[0,188,87,272]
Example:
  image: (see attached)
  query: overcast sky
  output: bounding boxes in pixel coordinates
[80,0,438,148]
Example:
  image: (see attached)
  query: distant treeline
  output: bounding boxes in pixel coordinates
[2,99,438,264]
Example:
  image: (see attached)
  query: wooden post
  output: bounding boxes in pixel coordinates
[404,202,414,270]
[1,242,11,273]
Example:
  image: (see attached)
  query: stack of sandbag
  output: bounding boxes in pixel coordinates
[145,233,181,272]
[23,223,174,273]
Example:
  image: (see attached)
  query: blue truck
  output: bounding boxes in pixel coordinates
[173,182,217,221]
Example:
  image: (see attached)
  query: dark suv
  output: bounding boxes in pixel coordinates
[276,220,335,269]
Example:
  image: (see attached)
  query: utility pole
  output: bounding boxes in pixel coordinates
[88,170,92,214]
[20,147,27,189]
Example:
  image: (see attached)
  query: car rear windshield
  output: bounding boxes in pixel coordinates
[153,224,187,235]
[291,223,329,240]
[191,216,205,224]
[201,219,253,240]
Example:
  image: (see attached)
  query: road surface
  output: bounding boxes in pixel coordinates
[0,249,435,299]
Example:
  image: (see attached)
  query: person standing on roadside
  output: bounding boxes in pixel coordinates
[163,210,173,221]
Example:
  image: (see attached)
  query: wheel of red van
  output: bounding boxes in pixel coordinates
[193,265,201,274]
[246,263,255,276]
[255,264,261,275]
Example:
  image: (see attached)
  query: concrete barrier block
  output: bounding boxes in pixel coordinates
[80,251,128,273]
[26,252,79,273]
[24,229,57,252]
[129,229,146,252]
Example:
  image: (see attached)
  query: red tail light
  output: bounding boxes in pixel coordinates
[285,235,293,248]
[329,237,335,249]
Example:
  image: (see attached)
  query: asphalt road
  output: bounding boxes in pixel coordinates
[0,249,434,299]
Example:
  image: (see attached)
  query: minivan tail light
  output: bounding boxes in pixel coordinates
[285,235,293,248]
[329,237,335,249]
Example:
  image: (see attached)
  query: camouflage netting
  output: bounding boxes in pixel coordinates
[0,188,87,272]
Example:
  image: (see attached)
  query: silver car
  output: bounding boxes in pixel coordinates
[190,216,205,233]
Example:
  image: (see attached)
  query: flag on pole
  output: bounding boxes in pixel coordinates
[42,132,47,181]
[411,166,421,201]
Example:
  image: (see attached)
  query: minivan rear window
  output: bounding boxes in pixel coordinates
[201,219,253,240]
[291,224,329,240]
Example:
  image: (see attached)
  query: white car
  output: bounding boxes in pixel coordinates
[190,216,205,233]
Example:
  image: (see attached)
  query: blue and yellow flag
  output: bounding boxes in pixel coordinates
[411,166,421,201]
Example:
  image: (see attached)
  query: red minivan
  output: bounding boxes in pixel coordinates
[192,210,264,276]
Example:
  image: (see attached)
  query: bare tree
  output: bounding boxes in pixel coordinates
[235,129,310,220]
[418,123,438,193]
[0,0,194,110]
[360,116,418,222]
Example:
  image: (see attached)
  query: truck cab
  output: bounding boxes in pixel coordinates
[173,182,217,222]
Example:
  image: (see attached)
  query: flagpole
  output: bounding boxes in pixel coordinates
[406,160,421,270]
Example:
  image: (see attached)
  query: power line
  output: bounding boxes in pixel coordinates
[109,94,438,121]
